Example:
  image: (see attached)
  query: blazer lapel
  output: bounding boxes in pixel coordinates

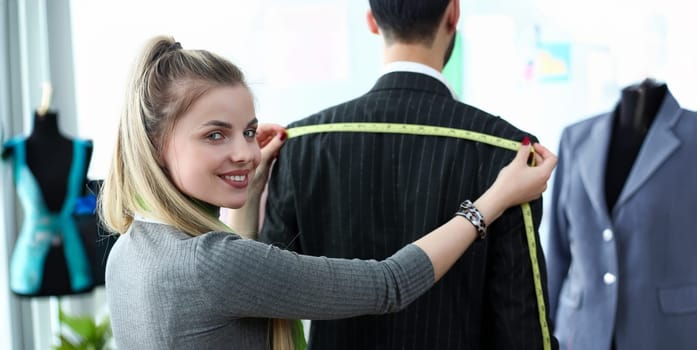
[613,90,682,211]
[578,113,614,223]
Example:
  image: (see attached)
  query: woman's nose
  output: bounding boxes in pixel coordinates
[228,138,259,164]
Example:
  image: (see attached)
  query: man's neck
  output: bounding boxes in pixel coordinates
[383,43,444,72]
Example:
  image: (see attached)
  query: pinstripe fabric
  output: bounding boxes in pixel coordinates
[260,72,558,350]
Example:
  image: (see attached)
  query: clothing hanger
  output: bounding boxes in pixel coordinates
[37,82,53,117]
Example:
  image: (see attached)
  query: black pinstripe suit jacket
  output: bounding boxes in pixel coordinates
[260,71,558,350]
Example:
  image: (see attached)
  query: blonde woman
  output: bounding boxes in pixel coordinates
[100,36,557,350]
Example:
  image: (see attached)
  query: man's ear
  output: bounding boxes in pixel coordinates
[445,0,460,33]
[366,9,379,35]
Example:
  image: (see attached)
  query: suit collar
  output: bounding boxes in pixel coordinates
[578,89,682,218]
[614,89,681,209]
[370,71,454,99]
[380,61,458,99]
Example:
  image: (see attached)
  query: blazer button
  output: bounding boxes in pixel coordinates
[603,229,614,242]
[604,272,616,285]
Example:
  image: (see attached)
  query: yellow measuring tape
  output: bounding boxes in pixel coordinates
[287,122,551,350]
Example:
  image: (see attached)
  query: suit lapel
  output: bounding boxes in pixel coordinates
[613,91,682,211]
[578,113,614,222]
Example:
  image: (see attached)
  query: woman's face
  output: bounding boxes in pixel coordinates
[163,85,260,209]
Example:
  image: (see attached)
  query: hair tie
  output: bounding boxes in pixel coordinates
[169,42,182,52]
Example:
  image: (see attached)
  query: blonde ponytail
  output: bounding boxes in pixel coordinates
[272,319,294,350]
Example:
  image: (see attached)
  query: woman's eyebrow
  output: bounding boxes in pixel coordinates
[202,120,233,129]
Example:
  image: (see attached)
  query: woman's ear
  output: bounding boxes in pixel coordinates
[366,9,379,35]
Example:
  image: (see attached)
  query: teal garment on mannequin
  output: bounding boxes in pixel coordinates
[3,137,93,296]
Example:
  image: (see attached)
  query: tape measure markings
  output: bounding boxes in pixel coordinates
[522,202,552,350]
[287,122,522,151]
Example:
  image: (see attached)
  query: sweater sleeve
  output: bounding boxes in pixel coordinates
[194,232,434,320]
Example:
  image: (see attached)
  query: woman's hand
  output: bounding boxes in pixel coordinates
[251,123,287,196]
[497,141,557,205]
[476,140,558,222]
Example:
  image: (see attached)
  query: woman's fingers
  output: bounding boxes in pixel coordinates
[249,124,287,195]
[260,131,286,165]
[506,141,557,203]
[256,124,287,161]
[513,141,533,166]
[533,143,558,175]
[257,123,285,148]
[532,152,544,166]
[533,143,555,163]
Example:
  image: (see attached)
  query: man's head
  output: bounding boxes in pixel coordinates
[368,0,459,67]
[368,0,451,46]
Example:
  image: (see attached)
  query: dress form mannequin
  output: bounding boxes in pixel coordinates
[33,111,94,295]
[604,78,667,212]
[548,75,697,350]
[26,111,86,211]
[2,105,95,296]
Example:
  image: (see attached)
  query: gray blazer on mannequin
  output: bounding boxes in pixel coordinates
[546,89,697,350]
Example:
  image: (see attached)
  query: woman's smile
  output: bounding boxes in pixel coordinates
[220,170,251,189]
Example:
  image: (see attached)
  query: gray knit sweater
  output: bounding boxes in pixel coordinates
[105,220,434,349]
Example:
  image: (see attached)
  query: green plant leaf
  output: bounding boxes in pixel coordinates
[59,309,96,342]
[53,334,80,350]
[56,308,112,350]
[95,317,112,349]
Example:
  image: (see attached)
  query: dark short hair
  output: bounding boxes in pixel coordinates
[369,0,450,45]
